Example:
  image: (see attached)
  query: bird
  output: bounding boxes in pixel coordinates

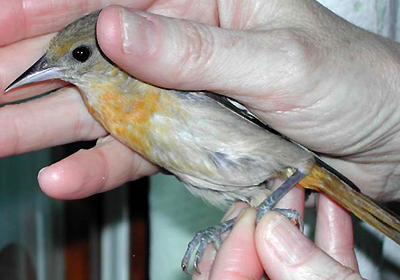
[5,10,400,274]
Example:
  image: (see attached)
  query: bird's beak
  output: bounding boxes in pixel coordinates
[4,54,61,93]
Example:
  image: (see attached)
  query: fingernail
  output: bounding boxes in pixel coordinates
[120,9,157,55]
[263,213,314,265]
[222,204,244,222]
[38,167,47,180]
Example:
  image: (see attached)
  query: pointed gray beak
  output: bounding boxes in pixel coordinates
[4,54,61,92]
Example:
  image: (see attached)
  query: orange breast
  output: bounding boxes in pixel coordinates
[85,83,167,157]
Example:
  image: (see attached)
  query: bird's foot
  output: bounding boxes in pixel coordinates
[182,170,307,274]
[181,218,236,275]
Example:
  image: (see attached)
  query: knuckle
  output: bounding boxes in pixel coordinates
[128,152,157,181]
[327,266,363,280]
[329,245,355,258]
[272,29,310,59]
[73,108,88,140]
[256,28,317,99]
[264,29,313,80]
[90,147,110,192]
[128,152,145,181]
[175,21,216,80]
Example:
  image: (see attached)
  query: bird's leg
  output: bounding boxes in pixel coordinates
[256,169,307,229]
[181,169,307,275]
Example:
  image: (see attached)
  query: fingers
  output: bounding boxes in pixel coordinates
[38,135,158,199]
[0,0,156,47]
[0,87,105,158]
[315,194,359,271]
[255,212,363,280]
[193,202,249,280]
[97,6,311,111]
[207,208,263,280]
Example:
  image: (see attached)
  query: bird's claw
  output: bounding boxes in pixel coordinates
[181,207,303,275]
[258,207,304,232]
[277,208,304,232]
[181,218,236,275]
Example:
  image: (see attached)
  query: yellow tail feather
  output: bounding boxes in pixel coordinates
[298,165,400,245]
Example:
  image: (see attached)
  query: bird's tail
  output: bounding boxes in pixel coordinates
[297,164,400,245]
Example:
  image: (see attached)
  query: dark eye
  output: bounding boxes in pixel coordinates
[72,46,91,62]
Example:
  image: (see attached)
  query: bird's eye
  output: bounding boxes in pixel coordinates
[72,46,91,63]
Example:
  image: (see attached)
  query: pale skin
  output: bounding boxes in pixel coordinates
[1,0,399,279]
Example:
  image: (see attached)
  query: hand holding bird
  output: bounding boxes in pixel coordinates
[1,1,400,280]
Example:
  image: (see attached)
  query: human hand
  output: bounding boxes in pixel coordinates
[2,1,400,201]
[192,190,362,280]
[0,0,223,199]
[96,1,400,201]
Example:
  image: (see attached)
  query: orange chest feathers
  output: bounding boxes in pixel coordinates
[83,84,176,158]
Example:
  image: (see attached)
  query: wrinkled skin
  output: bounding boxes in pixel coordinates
[1,1,399,279]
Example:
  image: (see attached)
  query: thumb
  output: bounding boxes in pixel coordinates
[97,6,309,109]
[255,212,364,280]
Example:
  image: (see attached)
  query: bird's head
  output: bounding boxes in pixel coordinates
[5,10,116,92]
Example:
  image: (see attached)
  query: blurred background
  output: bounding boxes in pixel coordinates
[1,1,400,280]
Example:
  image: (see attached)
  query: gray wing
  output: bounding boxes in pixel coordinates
[204,92,360,192]
[149,91,313,188]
